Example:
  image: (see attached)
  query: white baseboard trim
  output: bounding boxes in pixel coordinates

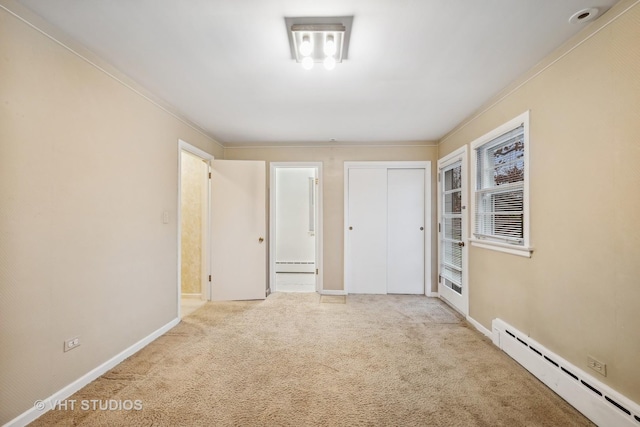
[320,289,347,296]
[466,315,492,338]
[492,318,640,427]
[426,291,439,297]
[5,318,180,427]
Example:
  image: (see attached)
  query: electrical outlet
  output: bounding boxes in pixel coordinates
[64,336,81,352]
[587,356,606,376]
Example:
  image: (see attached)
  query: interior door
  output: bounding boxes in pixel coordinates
[438,151,468,314]
[387,168,425,294]
[211,160,266,301]
[347,168,387,294]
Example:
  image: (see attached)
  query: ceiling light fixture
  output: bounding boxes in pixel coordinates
[285,16,353,71]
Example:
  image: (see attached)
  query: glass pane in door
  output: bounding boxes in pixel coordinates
[441,163,463,295]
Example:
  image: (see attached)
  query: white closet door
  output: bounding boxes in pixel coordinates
[347,168,387,294]
[387,169,425,294]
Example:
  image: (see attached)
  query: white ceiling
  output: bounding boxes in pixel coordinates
[16,0,617,147]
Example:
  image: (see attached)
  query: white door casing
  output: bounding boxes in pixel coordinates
[177,140,214,317]
[438,146,469,315]
[211,159,266,301]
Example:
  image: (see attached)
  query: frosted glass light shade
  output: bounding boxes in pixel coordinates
[324,35,336,56]
[323,55,336,70]
[299,35,313,57]
[302,56,314,70]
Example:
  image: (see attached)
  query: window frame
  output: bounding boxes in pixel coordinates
[469,111,533,257]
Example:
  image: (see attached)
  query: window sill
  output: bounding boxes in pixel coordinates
[469,238,533,258]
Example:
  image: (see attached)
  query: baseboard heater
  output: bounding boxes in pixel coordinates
[492,319,640,427]
[275,261,314,273]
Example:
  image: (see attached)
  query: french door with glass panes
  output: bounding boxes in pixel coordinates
[438,147,468,315]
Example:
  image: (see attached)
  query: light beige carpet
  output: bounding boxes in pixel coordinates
[31,293,594,426]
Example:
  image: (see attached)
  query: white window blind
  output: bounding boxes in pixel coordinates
[474,124,525,245]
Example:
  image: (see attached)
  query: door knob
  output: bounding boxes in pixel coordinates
[349,226,353,230]
[458,241,465,247]
[420,227,424,231]
[258,237,264,243]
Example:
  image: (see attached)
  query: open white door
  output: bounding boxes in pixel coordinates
[437,147,468,315]
[211,160,266,301]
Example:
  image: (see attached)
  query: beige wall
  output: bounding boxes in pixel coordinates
[438,0,640,403]
[225,145,438,291]
[0,5,221,423]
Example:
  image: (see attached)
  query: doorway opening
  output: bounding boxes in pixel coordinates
[178,140,213,318]
[270,163,323,293]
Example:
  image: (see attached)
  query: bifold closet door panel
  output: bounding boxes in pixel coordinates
[347,168,388,294]
[387,168,425,294]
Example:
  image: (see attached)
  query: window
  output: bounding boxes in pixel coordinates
[470,111,532,257]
